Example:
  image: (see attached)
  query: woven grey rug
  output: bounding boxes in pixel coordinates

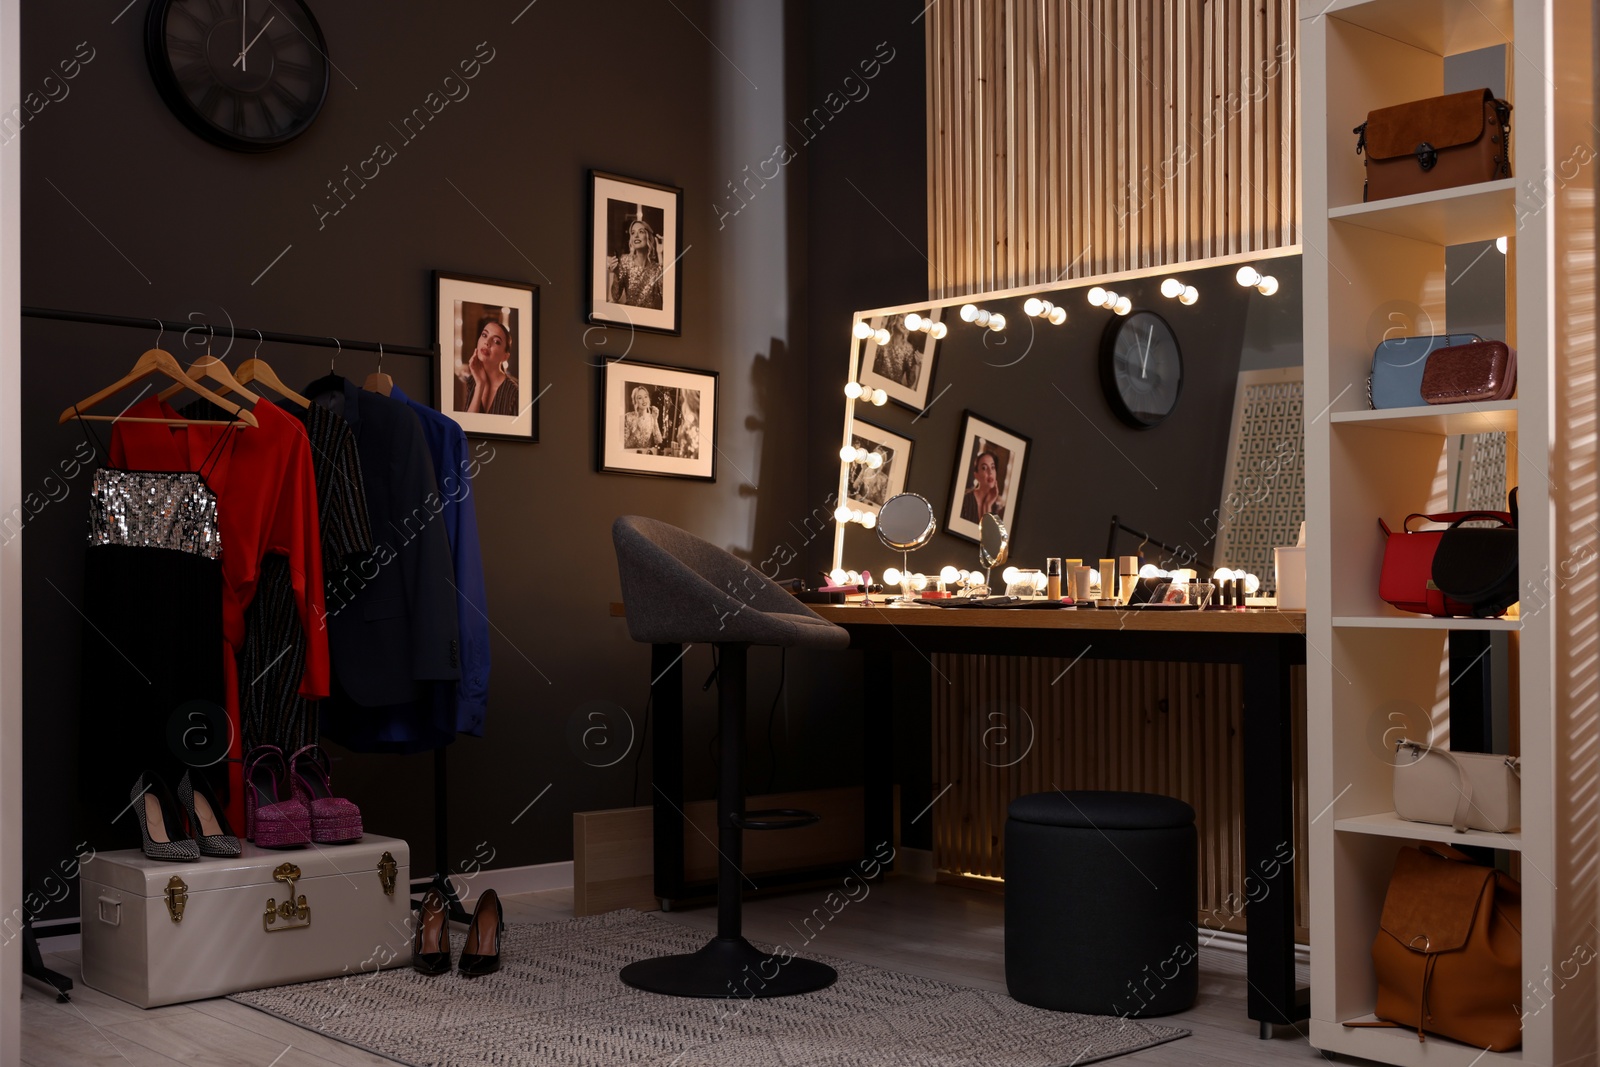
[229,909,1189,1067]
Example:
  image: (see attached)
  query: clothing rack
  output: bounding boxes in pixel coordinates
[25,306,466,922]
[22,306,435,358]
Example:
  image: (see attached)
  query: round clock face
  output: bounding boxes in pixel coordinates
[145,0,330,152]
[1099,309,1183,428]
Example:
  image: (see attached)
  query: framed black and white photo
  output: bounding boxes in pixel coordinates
[600,360,717,481]
[946,411,1029,544]
[588,170,683,335]
[434,272,540,442]
[844,420,912,518]
[859,309,941,411]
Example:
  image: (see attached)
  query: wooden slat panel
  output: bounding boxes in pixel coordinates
[927,0,1299,296]
[932,657,1310,941]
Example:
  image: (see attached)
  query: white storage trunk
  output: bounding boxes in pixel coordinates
[81,834,412,1008]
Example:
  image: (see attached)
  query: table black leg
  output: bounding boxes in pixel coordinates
[1240,640,1308,1036]
[652,642,686,905]
[862,647,896,868]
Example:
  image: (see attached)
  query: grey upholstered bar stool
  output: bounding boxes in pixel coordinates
[1004,790,1198,1017]
[612,515,850,998]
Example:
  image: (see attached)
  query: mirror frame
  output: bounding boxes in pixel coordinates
[876,492,938,552]
[829,246,1302,571]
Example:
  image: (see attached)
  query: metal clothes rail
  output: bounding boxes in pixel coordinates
[21,306,434,358]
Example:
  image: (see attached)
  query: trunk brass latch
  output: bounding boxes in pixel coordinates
[377,851,398,896]
[164,876,187,924]
[264,862,311,932]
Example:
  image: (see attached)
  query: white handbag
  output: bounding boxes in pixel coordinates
[1393,739,1521,833]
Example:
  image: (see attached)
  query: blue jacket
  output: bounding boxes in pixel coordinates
[391,385,491,735]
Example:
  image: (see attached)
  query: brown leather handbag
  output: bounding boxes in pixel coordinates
[1421,340,1517,404]
[1355,88,1512,201]
[1347,843,1523,1050]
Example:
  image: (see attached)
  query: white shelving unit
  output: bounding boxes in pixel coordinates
[1302,2,1597,1065]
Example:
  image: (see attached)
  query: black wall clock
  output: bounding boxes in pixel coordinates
[145,0,330,152]
[1099,309,1183,428]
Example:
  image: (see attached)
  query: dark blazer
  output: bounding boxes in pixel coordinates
[309,378,461,709]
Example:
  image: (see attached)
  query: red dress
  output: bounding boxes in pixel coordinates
[112,398,328,826]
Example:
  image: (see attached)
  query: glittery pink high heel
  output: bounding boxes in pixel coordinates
[289,745,363,844]
[244,745,311,850]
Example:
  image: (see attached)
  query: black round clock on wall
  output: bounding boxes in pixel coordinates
[145,0,330,152]
[1099,309,1183,428]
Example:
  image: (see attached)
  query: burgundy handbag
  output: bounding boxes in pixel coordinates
[1379,507,1514,617]
[1422,340,1517,403]
[1354,88,1512,202]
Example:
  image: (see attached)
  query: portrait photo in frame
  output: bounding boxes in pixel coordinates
[946,411,1029,544]
[588,170,683,336]
[600,359,717,481]
[844,420,913,518]
[858,309,941,411]
[434,271,539,442]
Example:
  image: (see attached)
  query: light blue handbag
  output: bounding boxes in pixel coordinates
[1369,333,1482,408]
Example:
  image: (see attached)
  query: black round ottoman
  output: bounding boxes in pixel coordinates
[1004,790,1198,1017]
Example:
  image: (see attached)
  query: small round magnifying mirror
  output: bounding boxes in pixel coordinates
[969,514,1009,597]
[876,493,937,605]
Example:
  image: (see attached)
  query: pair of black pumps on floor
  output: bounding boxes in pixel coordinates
[413,888,504,978]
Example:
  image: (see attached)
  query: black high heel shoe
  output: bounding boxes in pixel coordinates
[412,888,452,976]
[458,889,503,978]
[130,772,199,863]
[177,770,242,857]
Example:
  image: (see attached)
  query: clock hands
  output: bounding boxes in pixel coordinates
[240,0,246,72]
[232,13,275,70]
[1139,324,1155,379]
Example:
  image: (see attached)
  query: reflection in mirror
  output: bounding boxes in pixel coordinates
[876,492,937,605]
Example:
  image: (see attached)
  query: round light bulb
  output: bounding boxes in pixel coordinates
[839,444,856,462]
[1113,296,1132,316]
[853,321,873,340]
[834,505,852,523]
[829,568,848,585]
[1160,278,1183,299]
[973,310,991,327]
[844,381,863,399]
[860,512,876,529]
[850,509,865,524]
[1236,265,1261,287]
[873,328,890,346]
[854,447,869,463]
[904,312,923,331]
[871,389,888,406]
[1496,235,1509,254]
[1180,286,1198,305]
[1032,571,1048,590]
[1002,566,1020,585]
[1047,306,1067,325]
[1139,563,1161,578]
[959,303,978,322]
[988,313,1006,331]
[1097,289,1115,309]
[1086,286,1106,306]
[1214,567,1235,582]
[940,566,960,584]
[1023,297,1044,317]
[846,570,861,585]
[1244,572,1262,595]
[1089,568,1101,587]
[865,451,883,469]
[930,321,948,339]
[883,567,902,586]
[1256,276,1279,297]
[912,573,928,591]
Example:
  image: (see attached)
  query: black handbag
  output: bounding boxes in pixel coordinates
[1430,489,1518,618]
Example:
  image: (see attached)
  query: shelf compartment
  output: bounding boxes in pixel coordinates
[1333,615,1520,631]
[1335,810,1523,851]
[1316,0,1514,58]
[1311,1018,1524,1066]
[1329,179,1517,245]
[1331,401,1517,435]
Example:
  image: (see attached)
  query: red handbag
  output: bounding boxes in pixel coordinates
[1378,508,1513,616]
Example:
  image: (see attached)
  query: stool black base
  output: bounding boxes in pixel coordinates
[620,935,837,999]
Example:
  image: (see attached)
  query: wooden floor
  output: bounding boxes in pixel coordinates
[21,877,1324,1066]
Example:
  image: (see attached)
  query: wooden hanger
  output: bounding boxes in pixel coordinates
[236,332,309,408]
[59,347,260,428]
[155,328,261,409]
[362,342,393,396]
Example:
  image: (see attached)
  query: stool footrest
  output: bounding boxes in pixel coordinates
[732,808,819,831]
